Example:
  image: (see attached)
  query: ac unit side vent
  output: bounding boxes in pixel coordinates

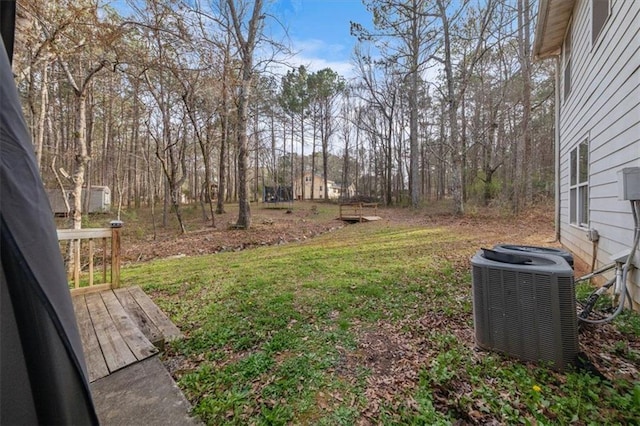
[471,251,578,371]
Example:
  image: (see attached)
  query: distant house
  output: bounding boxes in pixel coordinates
[331,182,356,199]
[294,173,356,200]
[295,173,333,200]
[533,1,640,308]
[295,173,325,200]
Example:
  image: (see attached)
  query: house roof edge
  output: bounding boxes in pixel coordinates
[533,0,576,61]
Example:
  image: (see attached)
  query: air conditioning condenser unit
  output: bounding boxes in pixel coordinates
[471,249,578,371]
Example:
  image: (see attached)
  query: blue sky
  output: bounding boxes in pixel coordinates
[270,0,372,78]
[107,0,371,78]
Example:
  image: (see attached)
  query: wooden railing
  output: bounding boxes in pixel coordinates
[57,222,122,294]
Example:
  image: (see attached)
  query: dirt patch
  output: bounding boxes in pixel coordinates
[335,311,478,423]
[336,321,426,422]
[121,205,345,263]
[121,201,560,264]
[578,322,640,380]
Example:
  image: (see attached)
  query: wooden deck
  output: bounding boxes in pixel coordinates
[72,286,183,382]
[339,215,382,223]
[338,202,382,223]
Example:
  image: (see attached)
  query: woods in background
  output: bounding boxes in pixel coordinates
[14,0,553,230]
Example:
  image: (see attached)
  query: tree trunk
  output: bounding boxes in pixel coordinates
[321,103,329,200]
[72,93,89,230]
[270,109,277,189]
[35,63,48,171]
[290,113,295,198]
[131,81,141,208]
[311,115,317,199]
[217,100,228,214]
[438,0,463,215]
[408,0,420,208]
[519,0,533,206]
[300,108,305,199]
[236,86,251,228]
[385,113,393,206]
[254,111,259,203]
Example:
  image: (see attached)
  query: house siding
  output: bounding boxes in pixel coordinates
[558,0,640,307]
[295,174,332,200]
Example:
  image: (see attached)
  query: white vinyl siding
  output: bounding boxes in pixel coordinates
[557,0,640,307]
[563,21,573,101]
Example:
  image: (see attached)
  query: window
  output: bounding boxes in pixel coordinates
[569,140,589,227]
[592,0,610,45]
[563,20,572,101]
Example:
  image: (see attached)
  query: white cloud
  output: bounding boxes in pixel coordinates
[268,37,356,79]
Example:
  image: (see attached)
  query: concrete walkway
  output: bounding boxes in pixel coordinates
[91,356,202,425]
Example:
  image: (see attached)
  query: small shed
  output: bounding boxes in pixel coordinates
[46,186,111,215]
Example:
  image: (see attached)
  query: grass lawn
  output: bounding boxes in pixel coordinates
[122,207,640,424]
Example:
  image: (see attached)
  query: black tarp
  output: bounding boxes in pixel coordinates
[0,4,99,423]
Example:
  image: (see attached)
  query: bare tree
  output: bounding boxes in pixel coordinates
[432,0,495,215]
[517,0,533,210]
[280,66,310,200]
[308,69,345,200]
[225,0,264,229]
[353,46,400,205]
[53,1,120,229]
[352,0,436,208]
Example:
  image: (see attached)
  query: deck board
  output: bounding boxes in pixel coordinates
[127,286,184,342]
[100,291,159,360]
[73,295,110,382]
[113,287,164,346]
[85,292,137,374]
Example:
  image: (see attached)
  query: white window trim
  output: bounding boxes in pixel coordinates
[569,139,590,229]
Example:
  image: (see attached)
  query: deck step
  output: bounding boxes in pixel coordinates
[72,286,181,382]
